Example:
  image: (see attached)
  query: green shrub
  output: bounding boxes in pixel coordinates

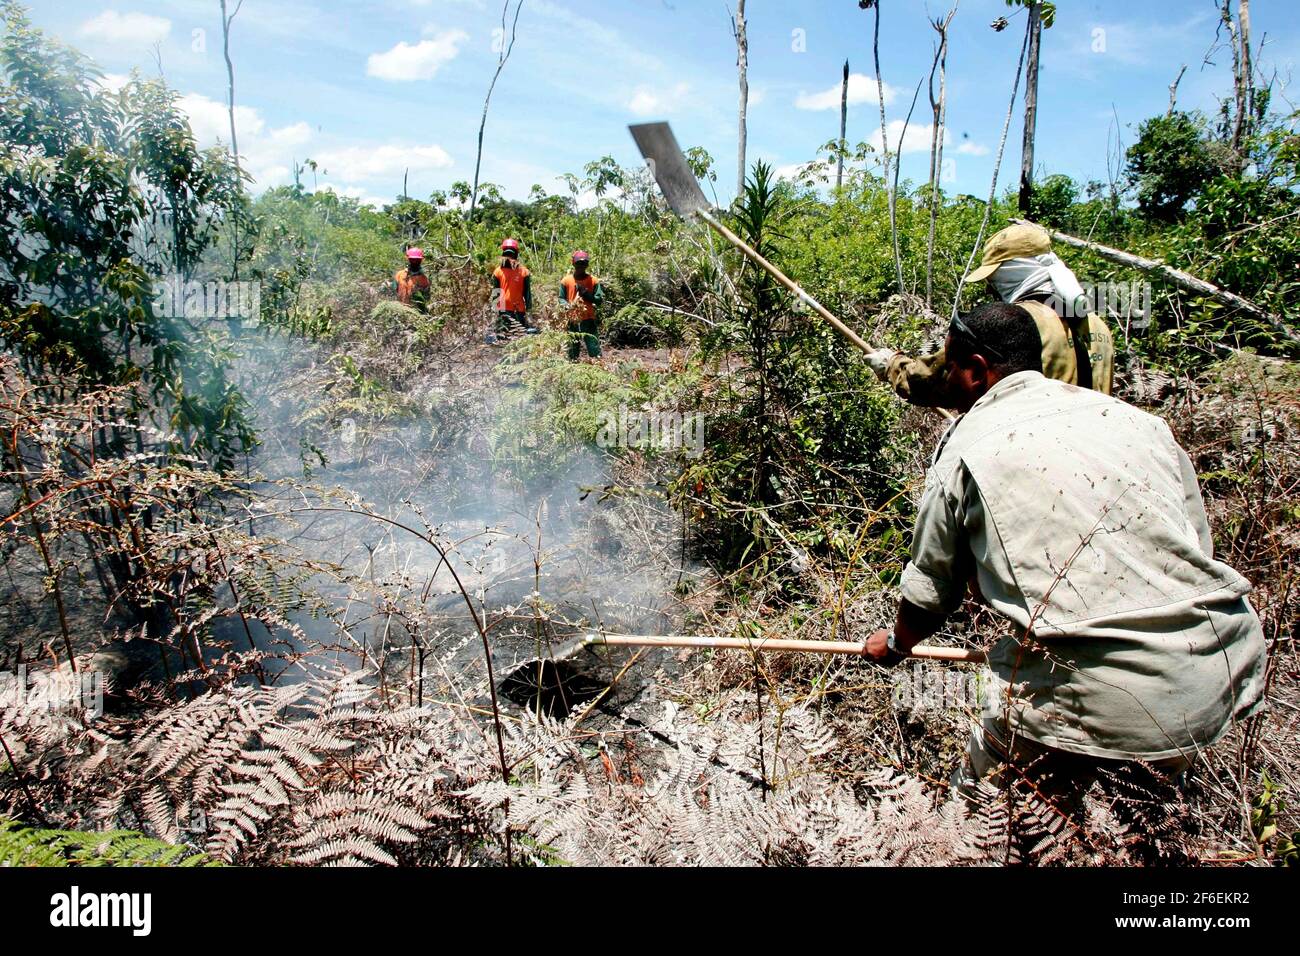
[0,818,217,867]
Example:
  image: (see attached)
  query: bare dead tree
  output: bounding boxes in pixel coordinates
[219,0,243,169]
[893,76,925,293]
[470,0,524,225]
[1017,1,1043,215]
[1233,0,1256,166]
[926,5,957,308]
[865,0,904,295]
[1167,64,1188,115]
[1105,105,1125,212]
[837,60,849,189]
[733,0,749,199]
[219,0,245,280]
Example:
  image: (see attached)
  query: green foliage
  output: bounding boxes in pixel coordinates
[0,1,256,467]
[492,332,680,483]
[1251,772,1299,866]
[1126,112,1219,223]
[1003,1,1056,27]
[685,146,717,184]
[0,817,217,866]
[682,161,908,571]
[1025,173,1078,227]
[604,303,685,348]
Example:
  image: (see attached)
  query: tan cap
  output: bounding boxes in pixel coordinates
[965,223,1053,283]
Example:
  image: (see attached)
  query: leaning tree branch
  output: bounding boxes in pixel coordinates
[1011,218,1300,346]
[469,0,524,226]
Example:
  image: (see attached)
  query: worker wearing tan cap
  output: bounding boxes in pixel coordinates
[867,223,1114,407]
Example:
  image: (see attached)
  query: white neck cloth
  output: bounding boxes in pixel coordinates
[989,254,1087,316]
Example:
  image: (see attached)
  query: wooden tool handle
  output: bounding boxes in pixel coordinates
[696,210,956,422]
[589,633,985,664]
[698,210,874,353]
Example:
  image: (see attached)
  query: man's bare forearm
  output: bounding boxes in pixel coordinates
[892,599,947,652]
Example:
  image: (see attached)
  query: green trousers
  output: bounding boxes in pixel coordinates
[566,319,601,359]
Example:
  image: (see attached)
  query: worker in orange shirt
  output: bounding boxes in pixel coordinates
[559,250,603,361]
[394,247,431,309]
[488,238,537,343]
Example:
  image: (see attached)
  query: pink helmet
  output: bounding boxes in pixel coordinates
[405,247,424,260]
[571,250,590,263]
[501,238,520,252]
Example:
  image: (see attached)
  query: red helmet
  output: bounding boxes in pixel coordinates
[405,247,424,260]
[571,250,589,263]
[501,238,519,252]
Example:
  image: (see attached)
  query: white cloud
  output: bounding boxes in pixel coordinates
[748,87,767,108]
[79,11,171,46]
[366,30,469,81]
[795,73,897,111]
[178,93,264,144]
[869,120,948,156]
[92,72,133,93]
[627,82,691,117]
[957,141,990,156]
[321,184,392,209]
[313,143,453,181]
[258,165,292,187]
[773,160,825,184]
[177,92,311,189]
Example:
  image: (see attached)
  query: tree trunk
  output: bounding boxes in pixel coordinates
[952,21,1030,314]
[1017,1,1041,215]
[470,1,523,225]
[220,0,243,280]
[836,60,848,189]
[1167,64,1187,115]
[219,0,241,168]
[734,0,749,199]
[1231,0,1254,168]
[926,7,955,309]
[1240,0,1254,127]
[1012,217,1300,346]
[871,1,904,296]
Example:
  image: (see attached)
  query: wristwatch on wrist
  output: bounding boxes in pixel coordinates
[884,631,908,664]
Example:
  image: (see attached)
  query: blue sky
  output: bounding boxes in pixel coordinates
[28,0,1299,208]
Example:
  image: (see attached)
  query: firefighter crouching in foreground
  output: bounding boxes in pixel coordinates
[861,300,1265,813]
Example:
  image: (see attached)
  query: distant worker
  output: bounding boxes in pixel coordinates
[488,238,536,343]
[866,223,1114,408]
[560,250,604,361]
[394,247,431,309]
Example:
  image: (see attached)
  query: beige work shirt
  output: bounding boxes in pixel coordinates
[899,371,1266,760]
